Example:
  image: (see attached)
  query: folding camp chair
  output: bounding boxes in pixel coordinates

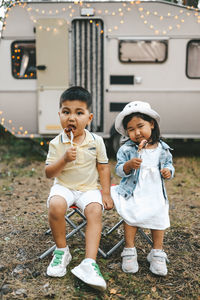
[39,205,153,260]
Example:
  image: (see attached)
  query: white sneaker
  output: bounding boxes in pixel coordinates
[47,247,72,277]
[71,259,106,291]
[121,247,139,273]
[147,249,168,276]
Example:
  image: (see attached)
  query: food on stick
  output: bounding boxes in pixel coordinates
[138,139,148,152]
[64,128,74,146]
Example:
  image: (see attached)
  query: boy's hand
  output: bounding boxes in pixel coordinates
[63,147,77,162]
[161,168,171,179]
[102,194,114,210]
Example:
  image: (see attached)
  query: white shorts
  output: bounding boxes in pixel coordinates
[47,184,103,214]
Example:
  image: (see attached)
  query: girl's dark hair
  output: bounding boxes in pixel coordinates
[122,112,160,144]
[60,86,92,109]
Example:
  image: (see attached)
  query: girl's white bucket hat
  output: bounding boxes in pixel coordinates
[115,101,160,136]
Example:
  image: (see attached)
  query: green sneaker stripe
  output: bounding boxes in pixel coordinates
[51,250,65,267]
[92,262,103,278]
[54,250,64,255]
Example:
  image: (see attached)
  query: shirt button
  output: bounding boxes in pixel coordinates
[125,194,127,197]
[133,181,136,184]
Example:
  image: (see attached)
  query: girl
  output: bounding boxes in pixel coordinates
[111,101,174,276]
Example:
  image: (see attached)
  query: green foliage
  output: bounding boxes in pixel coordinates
[0,125,48,161]
[0,0,13,8]
[0,0,16,23]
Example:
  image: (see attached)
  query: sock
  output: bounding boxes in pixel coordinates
[56,246,69,252]
[124,247,135,250]
[83,258,96,263]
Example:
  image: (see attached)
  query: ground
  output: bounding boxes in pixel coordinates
[0,131,200,299]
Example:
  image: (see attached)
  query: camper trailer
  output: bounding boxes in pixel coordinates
[0,0,200,150]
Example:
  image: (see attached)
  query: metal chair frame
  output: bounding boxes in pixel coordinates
[39,206,153,260]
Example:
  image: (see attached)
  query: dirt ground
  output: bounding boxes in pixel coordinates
[0,132,200,299]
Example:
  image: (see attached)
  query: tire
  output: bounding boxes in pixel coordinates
[110,133,128,154]
[112,133,121,153]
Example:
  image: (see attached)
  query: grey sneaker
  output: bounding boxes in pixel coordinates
[47,247,72,277]
[121,247,139,273]
[71,259,106,291]
[147,249,168,276]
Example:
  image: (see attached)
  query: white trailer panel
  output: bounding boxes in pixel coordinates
[0,1,200,142]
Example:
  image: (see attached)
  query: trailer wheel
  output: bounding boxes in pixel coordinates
[109,125,128,155]
[106,133,120,157]
[110,133,128,154]
[112,133,121,153]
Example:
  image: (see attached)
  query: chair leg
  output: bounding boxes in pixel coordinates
[39,209,87,260]
[40,211,155,260]
[39,219,87,260]
[106,238,125,257]
[138,228,153,246]
[104,220,153,257]
[39,244,57,260]
[105,219,124,235]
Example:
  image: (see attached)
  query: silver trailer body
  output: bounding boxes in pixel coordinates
[0,0,200,140]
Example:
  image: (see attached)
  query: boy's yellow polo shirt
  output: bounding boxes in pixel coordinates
[46,129,108,192]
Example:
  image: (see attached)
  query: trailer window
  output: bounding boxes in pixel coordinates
[119,40,167,63]
[186,40,200,79]
[11,41,36,79]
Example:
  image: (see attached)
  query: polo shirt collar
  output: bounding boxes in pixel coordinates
[61,129,94,145]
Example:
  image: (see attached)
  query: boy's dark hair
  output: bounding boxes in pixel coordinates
[60,86,92,109]
[122,112,160,144]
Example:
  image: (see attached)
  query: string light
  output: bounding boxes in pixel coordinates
[136,3,200,34]
[0,111,51,148]
[3,0,198,36]
[21,1,130,34]
[0,112,30,137]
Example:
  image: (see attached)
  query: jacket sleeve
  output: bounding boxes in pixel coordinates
[115,146,133,178]
[163,149,175,178]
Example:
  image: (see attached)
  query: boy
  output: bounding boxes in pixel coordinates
[45,86,113,291]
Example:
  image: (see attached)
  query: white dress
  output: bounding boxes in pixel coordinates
[111,144,170,230]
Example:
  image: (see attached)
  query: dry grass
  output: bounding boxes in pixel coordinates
[0,135,200,299]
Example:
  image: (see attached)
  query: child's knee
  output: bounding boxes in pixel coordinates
[48,196,67,219]
[85,202,102,220]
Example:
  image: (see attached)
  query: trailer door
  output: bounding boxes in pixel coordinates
[72,19,104,132]
[36,19,69,134]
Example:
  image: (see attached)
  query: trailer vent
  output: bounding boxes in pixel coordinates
[110,75,134,85]
[72,19,104,132]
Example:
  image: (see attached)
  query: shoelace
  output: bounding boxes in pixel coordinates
[51,250,64,267]
[92,263,103,278]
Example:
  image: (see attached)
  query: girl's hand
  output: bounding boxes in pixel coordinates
[130,157,142,170]
[161,168,171,179]
[123,157,142,175]
[63,147,76,162]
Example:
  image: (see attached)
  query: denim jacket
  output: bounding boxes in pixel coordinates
[115,140,175,201]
